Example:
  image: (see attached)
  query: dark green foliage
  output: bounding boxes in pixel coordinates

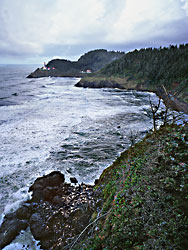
[76,123,188,250]
[47,59,77,71]
[77,49,124,72]
[46,49,124,73]
[100,44,188,99]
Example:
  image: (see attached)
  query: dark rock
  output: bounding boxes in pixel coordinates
[30,190,43,202]
[67,169,72,174]
[41,240,54,249]
[30,213,53,240]
[0,171,97,250]
[75,80,124,89]
[0,217,28,249]
[95,179,99,185]
[16,205,31,220]
[29,171,65,199]
[42,186,57,201]
[71,208,91,233]
[52,195,62,205]
[70,177,78,184]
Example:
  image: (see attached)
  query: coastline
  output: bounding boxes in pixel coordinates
[27,68,84,78]
[75,76,188,114]
[0,73,187,249]
[1,120,187,249]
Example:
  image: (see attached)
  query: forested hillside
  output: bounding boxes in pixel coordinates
[27,49,124,78]
[100,44,188,102]
[47,49,124,72]
[77,49,124,72]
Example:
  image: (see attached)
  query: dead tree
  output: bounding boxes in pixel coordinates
[149,96,161,131]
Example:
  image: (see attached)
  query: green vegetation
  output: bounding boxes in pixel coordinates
[28,49,124,78]
[75,122,188,249]
[77,49,124,72]
[79,44,188,105]
[73,44,188,249]
[47,49,124,72]
[99,44,188,102]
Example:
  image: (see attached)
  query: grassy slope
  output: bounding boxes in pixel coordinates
[75,123,188,249]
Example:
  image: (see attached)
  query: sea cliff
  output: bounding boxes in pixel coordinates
[0,121,187,249]
[76,122,188,249]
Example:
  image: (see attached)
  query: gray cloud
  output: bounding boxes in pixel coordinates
[0,0,188,63]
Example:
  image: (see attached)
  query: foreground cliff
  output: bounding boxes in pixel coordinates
[0,121,187,249]
[76,122,188,249]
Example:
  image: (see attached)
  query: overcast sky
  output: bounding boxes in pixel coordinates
[0,0,188,64]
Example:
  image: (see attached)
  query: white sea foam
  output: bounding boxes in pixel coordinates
[2,229,41,250]
[0,66,159,248]
[0,214,4,227]
[4,187,31,215]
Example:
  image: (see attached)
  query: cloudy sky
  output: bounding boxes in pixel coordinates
[0,0,188,64]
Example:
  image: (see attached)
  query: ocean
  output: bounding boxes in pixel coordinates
[0,64,158,249]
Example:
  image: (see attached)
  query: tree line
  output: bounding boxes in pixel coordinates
[100,44,188,100]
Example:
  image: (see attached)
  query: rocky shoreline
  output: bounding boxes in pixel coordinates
[0,171,100,250]
[1,78,187,249]
[75,79,124,89]
[75,78,188,114]
[27,68,83,78]
[1,121,187,249]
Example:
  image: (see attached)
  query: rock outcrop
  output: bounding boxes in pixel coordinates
[75,78,188,114]
[75,79,124,89]
[27,68,83,78]
[0,171,99,250]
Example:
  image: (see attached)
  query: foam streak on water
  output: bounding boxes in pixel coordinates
[0,65,161,249]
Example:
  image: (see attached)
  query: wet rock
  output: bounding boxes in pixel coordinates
[0,171,98,250]
[29,171,65,201]
[16,205,31,220]
[70,177,78,184]
[30,213,53,240]
[52,195,63,205]
[41,239,54,250]
[75,80,124,89]
[29,171,65,191]
[0,217,28,249]
[67,168,72,174]
[94,179,99,185]
[42,186,57,201]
